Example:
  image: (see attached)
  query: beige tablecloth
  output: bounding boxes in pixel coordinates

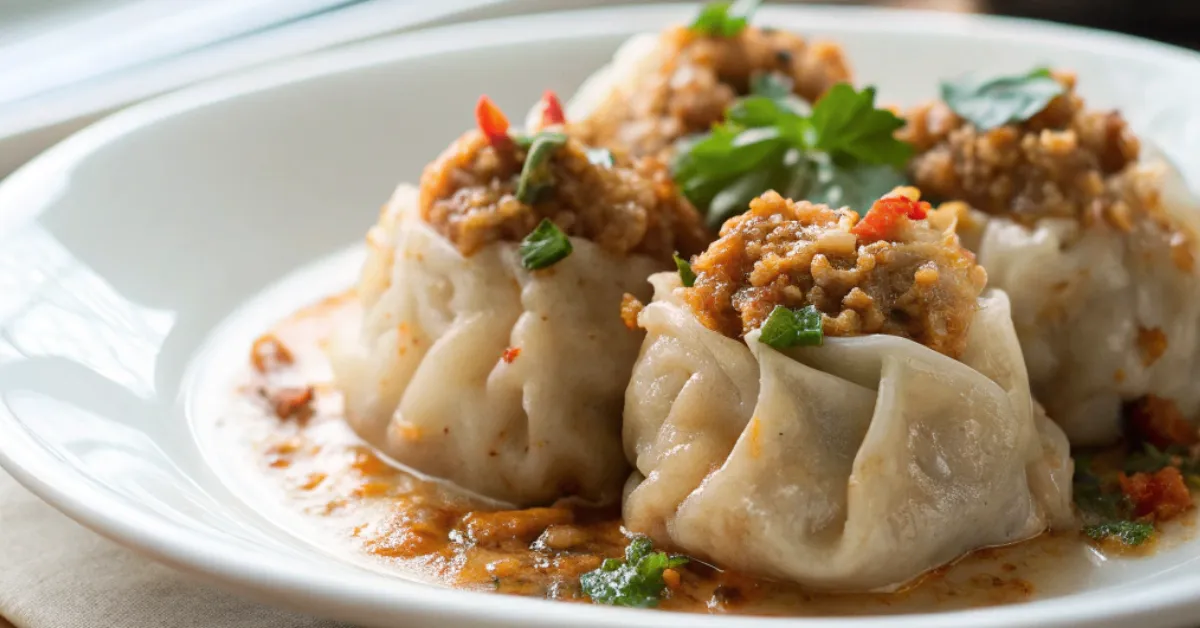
[0,471,350,628]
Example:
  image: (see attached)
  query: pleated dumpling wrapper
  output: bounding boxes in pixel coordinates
[904,69,1200,446]
[623,190,1074,592]
[534,5,851,159]
[332,95,708,507]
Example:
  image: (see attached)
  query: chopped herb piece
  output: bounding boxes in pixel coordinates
[807,84,912,168]
[580,537,688,608]
[1082,520,1154,546]
[1123,443,1178,474]
[475,95,512,148]
[516,131,568,204]
[671,82,912,227]
[585,147,615,168]
[941,67,1065,131]
[519,219,573,270]
[689,0,762,37]
[674,253,696,287]
[758,305,823,349]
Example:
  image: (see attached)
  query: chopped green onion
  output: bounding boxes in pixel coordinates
[516,131,568,204]
[673,253,696,287]
[758,305,823,349]
[585,147,615,168]
[519,219,573,270]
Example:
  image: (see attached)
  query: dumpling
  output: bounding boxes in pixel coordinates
[332,95,708,506]
[904,71,1200,445]
[622,190,1073,592]
[549,15,851,158]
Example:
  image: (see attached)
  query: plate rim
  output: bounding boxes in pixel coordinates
[2,4,1200,627]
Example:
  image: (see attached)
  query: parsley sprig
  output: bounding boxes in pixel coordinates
[689,0,762,37]
[580,537,688,608]
[672,80,913,228]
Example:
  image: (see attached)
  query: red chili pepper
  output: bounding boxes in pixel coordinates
[475,95,511,148]
[851,195,930,243]
[539,90,566,127]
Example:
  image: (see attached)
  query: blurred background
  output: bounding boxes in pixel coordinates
[0,0,1196,176]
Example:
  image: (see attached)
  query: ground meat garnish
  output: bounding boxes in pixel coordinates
[620,293,645,330]
[1125,395,1200,449]
[682,189,986,358]
[262,386,314,420]
[900,71,1142,223]
[1119,467,1194,522]
[575,25,851,158]
[250,334,294,373]
[419,130,708,262]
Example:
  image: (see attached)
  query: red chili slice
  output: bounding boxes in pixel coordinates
[475,95,511,148]
[539,90,566,127]
[851,195,931,243]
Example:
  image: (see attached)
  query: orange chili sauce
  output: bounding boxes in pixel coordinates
[222,291,1185,616]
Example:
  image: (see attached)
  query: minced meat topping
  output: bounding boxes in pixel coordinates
[419,129,709,261]
[899,71,1141,222]
[576,25,851,158]
[682,189,986,358]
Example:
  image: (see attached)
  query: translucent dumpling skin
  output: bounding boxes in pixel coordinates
[622,191,1073,591]
[332,184,661,506]
[623,273,1073,591]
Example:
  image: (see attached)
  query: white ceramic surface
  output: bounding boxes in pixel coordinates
[2,4,1200,627]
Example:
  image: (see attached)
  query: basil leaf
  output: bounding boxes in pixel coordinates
[941,67,1064,131]
[674,253,696,287]
[808,84,912,167]
[689,0,762,37]
[519,219,572,270]
[580,537,688,608]
[806,157,908,213]
[758,305,823,349]
[1082,520,1154,546]
[516,131,568,204]
[585,147,615,168]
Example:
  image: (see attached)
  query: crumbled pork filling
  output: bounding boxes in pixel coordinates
[419,130,709,261]
[682,190,986,358]
[576,25,851,158]
[899,72,1141,223]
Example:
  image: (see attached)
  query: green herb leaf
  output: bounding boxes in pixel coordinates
[689,0,762,37]
[585,147,615,168]
[941,67,1065,131]
[807,84,913,167]
[519,218,573,270]
[516,131,568,204]
[1082,520,1154,546]
[805,157,908,214]
[671,82,911,226]
[758,305,823,349]
[580,537,688,608]
[1123,443,1177,474]
[674,253,696,287]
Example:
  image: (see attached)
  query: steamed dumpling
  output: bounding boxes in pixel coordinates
[904,71,1200,445]
[332,102,707,506]
[622,190,1073,591]
[553,20,851,158]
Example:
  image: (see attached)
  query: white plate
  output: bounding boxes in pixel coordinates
[2,4,1200,628]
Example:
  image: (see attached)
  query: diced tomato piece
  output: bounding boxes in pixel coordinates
[475,95,511,148]
[1119,466,1194,522]
[539,90,567,127]
[850,195,930,243]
